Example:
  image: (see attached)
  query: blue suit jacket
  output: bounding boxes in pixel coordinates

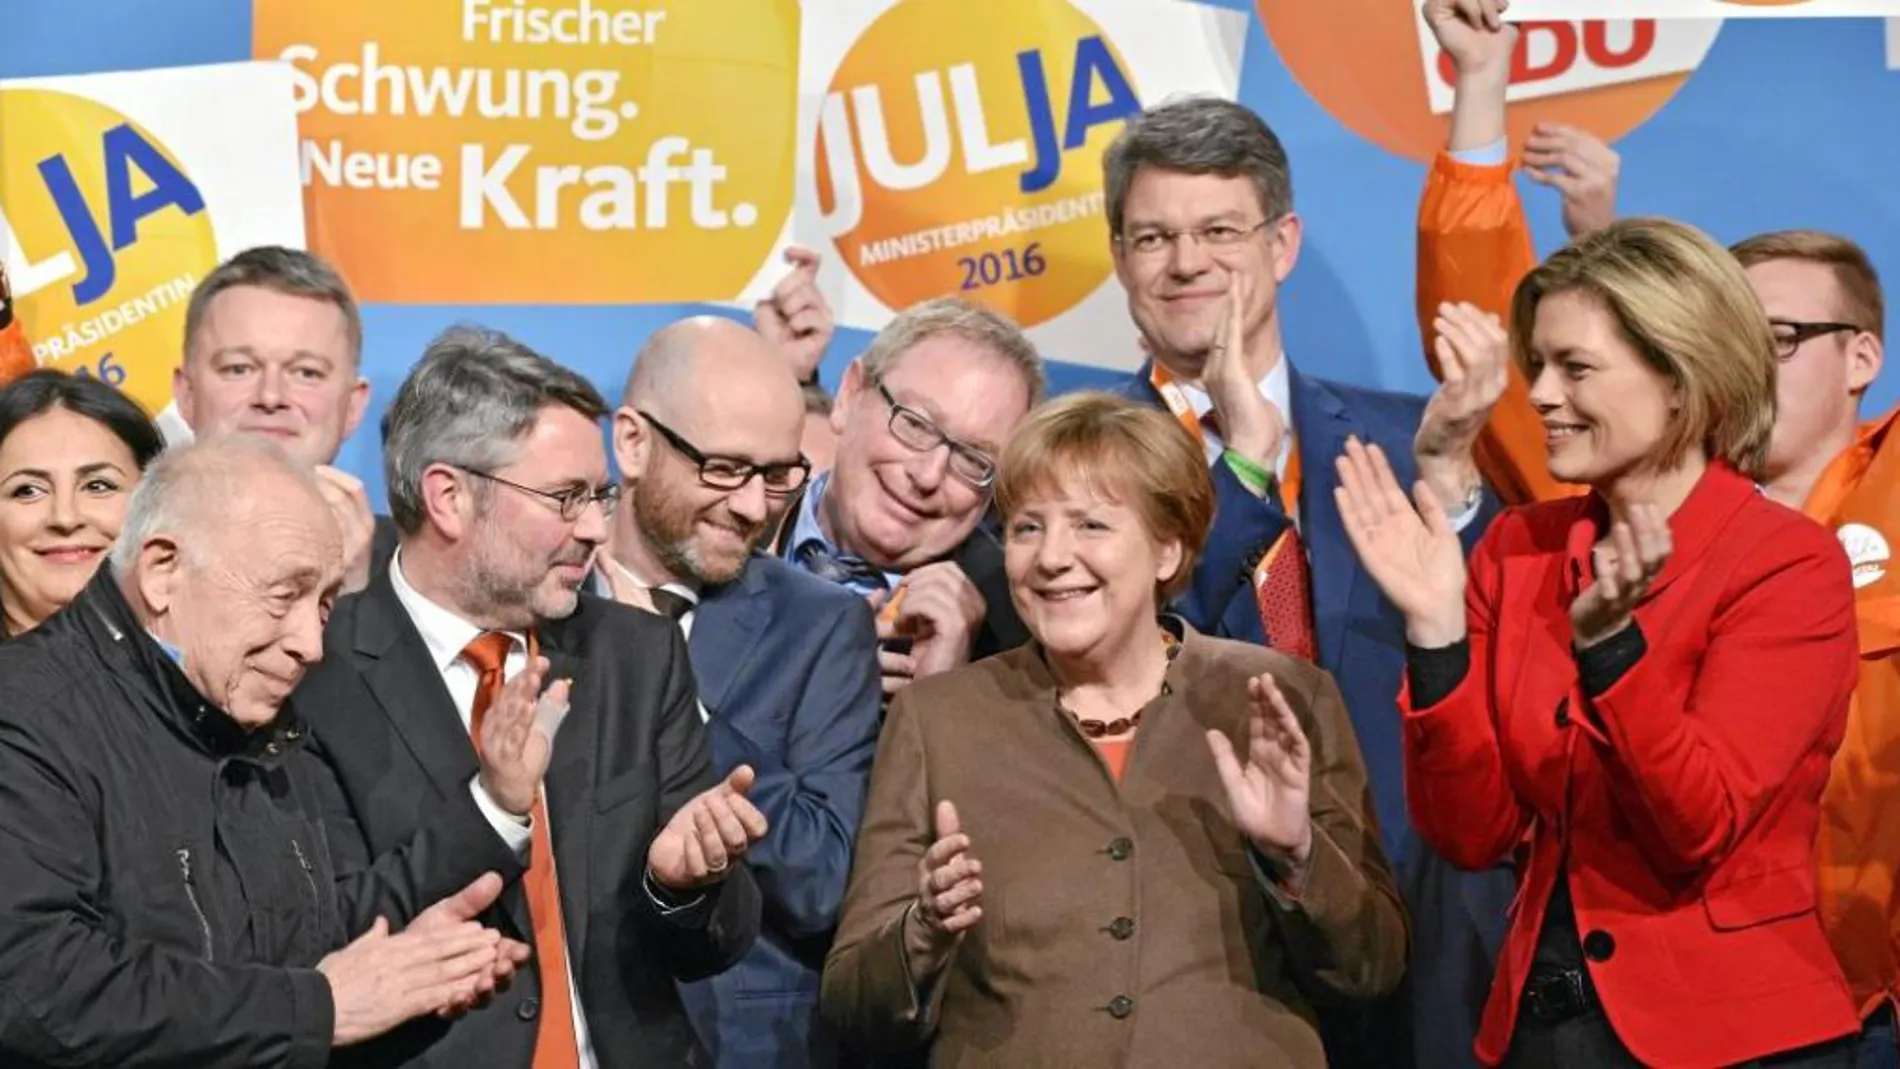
[1114,363,1516,1069]
[673,555,883,1069]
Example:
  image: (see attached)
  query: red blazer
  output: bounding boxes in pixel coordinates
[1401,461,1862,1067]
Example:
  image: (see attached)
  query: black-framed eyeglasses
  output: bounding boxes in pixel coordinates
[638,410,812,496]
[1770,319,1863,362]
[454,465,620,521]
[1114,217,1275,258]
[874,381,998,489]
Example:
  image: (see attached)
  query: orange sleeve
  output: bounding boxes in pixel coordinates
[0,269,37,387]
[1417,151,1584,506]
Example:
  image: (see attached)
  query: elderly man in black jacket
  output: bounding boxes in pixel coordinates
[0,434,526,1069]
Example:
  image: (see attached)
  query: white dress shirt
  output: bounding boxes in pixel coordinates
[388,552,600,1069]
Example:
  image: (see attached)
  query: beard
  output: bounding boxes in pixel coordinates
[631,473,765,587]
[461,522,595,628]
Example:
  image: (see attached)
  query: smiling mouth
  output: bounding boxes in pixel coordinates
[1035,585,1099,602]
[1544,422,1588,441]
[34,545,105,564]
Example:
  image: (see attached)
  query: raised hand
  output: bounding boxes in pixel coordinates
[1415,301,1509,513]
[903,800,983,985]
[1335,437,1469,647]
[477,656,562,817]
[314,465,377,594]
[1524,123,1621,237]
[1207,674,1313,860]
[1570,503,1670,648]
[754,247,834,384]
[878,564,985,696]
[1423,0,1518,77]
[648,766,770,892]
[319,916,505,1046]
[1204,272,1286,470]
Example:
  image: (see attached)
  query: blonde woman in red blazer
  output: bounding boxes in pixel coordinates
[1338,217,1862,1068]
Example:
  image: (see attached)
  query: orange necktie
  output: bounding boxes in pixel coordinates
[1152,366,1318,661]
[462,632,581,1068]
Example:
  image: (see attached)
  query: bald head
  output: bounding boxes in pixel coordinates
[624,316,801,424]
[112,434,334,576]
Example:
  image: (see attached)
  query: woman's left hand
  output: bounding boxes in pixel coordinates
[1206,674,1313,862]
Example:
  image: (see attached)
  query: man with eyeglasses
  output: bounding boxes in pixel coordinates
[1101,94,1507,1069]
[293,325,767,1069]
[589,315,881,1069]
[775,296,1044,697]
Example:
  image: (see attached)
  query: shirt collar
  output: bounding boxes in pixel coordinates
[593,550,702,608]
[389,549,527,673]
[785,471,905,590]
[1173,356,1294,473]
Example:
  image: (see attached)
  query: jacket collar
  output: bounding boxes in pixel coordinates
[73,568,306,764]
[1561,460,1759,600]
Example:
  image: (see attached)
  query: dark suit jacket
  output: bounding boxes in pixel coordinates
[675,555,883,1068]
[1113,363,1514,1069]
[822,625,1407,1067]
[370,514,400,580]
[296,570,762,1068]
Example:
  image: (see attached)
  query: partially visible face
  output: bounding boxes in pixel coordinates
[826,338,1032,571]
[1526,289,1684,489]
[1004,473,1183,666]
[628,369,807,586]
[151,477,343,728]
[1746,258,1882,478]
[176,286,368,466]
[464,405,612,628]
[0,406,141,633]
[1112,167,1299,379]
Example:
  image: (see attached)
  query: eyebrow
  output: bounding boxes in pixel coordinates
[3,462,131,483]
[1123,210,1250,231]
[209,346,340,368]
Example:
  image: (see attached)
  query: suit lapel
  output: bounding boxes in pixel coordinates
[688,561,770,716]
[1289,367,1363,671]
[354,574,482,806]
[538,608,594,979]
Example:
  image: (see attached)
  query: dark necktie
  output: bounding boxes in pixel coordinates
[792,538,890,596]
[648,587,694,622]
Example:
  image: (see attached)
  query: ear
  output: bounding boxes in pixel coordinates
[1110,229,1136,293]
[134,535,187,617]
[612,405,651,479]
[1155,538,1186,591]
[1847,331,1885,397]
[1269,212,1303,286]
[419,462,474,542]
[172,363,197,428]
[341,376,371,441]
[831,359,867,436]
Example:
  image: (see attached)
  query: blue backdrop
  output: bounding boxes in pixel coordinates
[7,0,1896,504]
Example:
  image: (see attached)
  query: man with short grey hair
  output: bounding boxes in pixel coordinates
[775,296,1042,697]
[299,326,766,1069]
[0,433,526,1068]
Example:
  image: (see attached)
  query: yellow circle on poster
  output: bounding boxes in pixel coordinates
[0,88,215,418]
[818,0,1141,329]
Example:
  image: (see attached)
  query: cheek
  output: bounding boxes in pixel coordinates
[83,498,130,538]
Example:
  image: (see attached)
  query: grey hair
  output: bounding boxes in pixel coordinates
[183,246,364,364]
[109,434,323,576]
[1102,95,1294,237]
[383,325,608,534]
[860,297,1045,402]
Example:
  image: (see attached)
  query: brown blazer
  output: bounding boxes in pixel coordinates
[821,624,1408,1067]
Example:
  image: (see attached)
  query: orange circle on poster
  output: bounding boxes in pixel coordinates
[817,0,1140,328]
[1254,2,1723,163]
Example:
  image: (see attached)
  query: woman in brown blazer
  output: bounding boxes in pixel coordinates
[821,392,1408,1067]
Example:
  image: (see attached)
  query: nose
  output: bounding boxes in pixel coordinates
[572,492,610,545]
[726,476,770,526]
[282,597,325,665]
[1166,232,1214,280]
[904,444,951,494]
[1033,524,1074,574]
[45,486,82,534]
[253,365,288,410]
[1528,362,1563,414]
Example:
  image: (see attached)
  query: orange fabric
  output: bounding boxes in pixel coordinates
[463,632,581,1067]
[1092,737,1132,783]
[1416,151,1586,507]
[0,267,36,387]
[1808,407,1900,1017]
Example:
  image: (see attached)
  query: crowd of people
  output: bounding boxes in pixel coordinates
[0,1,1891,1066]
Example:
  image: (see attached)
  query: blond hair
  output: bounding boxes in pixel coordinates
[1731,229,1885,343]
[1511,217,1778,479]
[994,392,1213,602]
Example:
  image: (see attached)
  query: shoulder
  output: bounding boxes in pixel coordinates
[561,591,689,659]
[892,645,1041,726]
[1724,490,1852,583]
[0,625,107,747]
[742,554,875,619]
[1177,628,1333,703]
[1303,373,1430,427]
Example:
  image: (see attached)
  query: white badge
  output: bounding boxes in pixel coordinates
[1837,523,1891,590]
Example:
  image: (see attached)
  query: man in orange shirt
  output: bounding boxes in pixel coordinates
[1416,2,1900,1063]
[0,264,36,385]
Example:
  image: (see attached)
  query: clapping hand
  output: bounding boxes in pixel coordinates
[1336,438,1470,648]
[1207,674,1313,861]
[1570,503,1670,648]
[648,766,770,892]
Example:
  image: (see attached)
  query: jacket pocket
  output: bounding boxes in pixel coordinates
[175,846,215,961]
[1703,863,1816,931]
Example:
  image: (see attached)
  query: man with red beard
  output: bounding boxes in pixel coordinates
[596,316,883,1069]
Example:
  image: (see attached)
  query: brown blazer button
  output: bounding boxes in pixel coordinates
[1582,930,1616,962]
[516,996,540,1021]
[1107,838,1133,861]
[1108,917,1135,940]
[1107,995,1134,1019]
